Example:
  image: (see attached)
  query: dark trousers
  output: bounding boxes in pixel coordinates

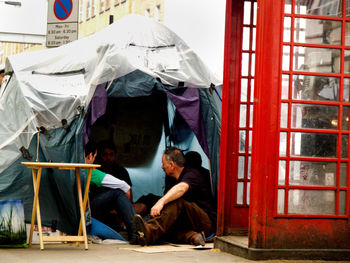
[146,198,215,244]
[90,188,135,238]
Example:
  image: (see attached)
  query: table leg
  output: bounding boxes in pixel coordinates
[29,168,44,250]
[29,168,37,247]
[78,168,93,239]
[75,168,88,250]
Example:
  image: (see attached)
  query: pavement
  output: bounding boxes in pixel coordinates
[0,242,348,263]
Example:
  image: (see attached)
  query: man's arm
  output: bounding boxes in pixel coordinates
[125,189,132,201]
[101,173,131,193]
[150,182,189,217]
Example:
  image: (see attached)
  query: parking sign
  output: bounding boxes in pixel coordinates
[46,0,78,47]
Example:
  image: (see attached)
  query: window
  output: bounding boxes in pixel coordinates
[100,0,105,12]
[87,0,91,19]
[278,0,348,217]
[79,0,85,22]
[92,0,97,16]
[144,8,150,18]
[154,5,160,21]
[0,50,4,66]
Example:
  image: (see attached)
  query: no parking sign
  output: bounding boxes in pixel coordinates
[46,0,79,47]
[54,0,73,20]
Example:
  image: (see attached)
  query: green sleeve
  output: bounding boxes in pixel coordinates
[86,169,105,187]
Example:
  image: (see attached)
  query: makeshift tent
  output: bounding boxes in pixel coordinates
[0,15,222,235]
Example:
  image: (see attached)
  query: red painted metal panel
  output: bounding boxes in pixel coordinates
[218,0,249,234]
[249,0,284,248]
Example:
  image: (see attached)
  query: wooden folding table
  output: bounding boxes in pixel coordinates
[21,162,100,250]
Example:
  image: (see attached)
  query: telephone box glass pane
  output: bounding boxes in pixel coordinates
[250,79,254,102]
[247,182,250,204]
[294,47,340,74]
[343,106,349,130]
[242,53,249,76]
[252,27,256,51]
[284,17,291,42]
[282,74,289,99]
[344,50,350,74]
[237,182,244,205]
[238,156,245,179]
[345,22,350,45]
[248,156,251,179]
[239,130,246,153]
[294,18,341,45]
[279,160,286,185]
[290,132,337,157]
[241,79,248,102]
[249,130,252,153]
[281,103,288,128]
[240,105,247,127]
[291,104,338,130]
[344,78,350,102]
[251,53,255,76]
[278,189,285,214]
[285,0,292,13]
[289,161,337,186]
[283,45,290,71]
[288,190,336,215]
[243,27,251,50]
[253,2,257,25]
[292,75,339,101]
[339,191,346,215]
[342,134,348,158]
[280,132,287,156]
[340,163,347,187]
[250,105,253,128]
[243,1,251,25]
[295,0,342,17]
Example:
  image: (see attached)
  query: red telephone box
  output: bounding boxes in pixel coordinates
[217,0,350,259]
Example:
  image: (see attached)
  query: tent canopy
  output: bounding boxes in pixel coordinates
[0,15,222,234]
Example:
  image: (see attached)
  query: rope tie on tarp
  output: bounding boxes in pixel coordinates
[209,83,222,101]
[19,146,32,160]
[38,126,51,140]
[61,119,70,132]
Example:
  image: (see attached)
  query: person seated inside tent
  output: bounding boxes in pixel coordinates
[132,147,216,247]
[84,140,137,243]
[133,152,208,218]
[95,139,174,217]
[184,151,211,189]
[96,140,133,202]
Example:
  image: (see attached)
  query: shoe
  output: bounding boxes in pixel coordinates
[128,233,139,245]
[132,214,150,246]
[190,231,205,246]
